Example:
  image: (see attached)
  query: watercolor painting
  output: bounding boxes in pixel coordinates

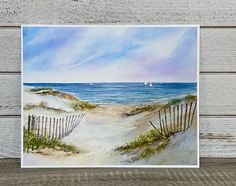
[22,26,199,167]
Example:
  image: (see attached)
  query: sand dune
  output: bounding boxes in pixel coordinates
[23,86,197,166]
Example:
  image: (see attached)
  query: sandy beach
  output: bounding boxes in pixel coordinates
[23,86,197,166]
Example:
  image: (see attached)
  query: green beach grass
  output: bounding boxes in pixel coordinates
[126,94,197,116]
[23,128,79,153]
[24,101,66,113]
[116,95,197,161]
[29,87,97,111]
[115,129,174,161]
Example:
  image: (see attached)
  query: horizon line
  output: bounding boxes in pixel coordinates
[24,81,197,84]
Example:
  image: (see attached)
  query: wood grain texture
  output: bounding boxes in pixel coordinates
[0,74,236,115]
[199,74,236,115]
[0,118,20,158]
[1,28,236,72]
[1,117,236,158]
[0,28,21,72]
[200,117,236,157]
[0,158,235,185]
[200,28,236,72]
[0,0,236,26]
[0,75,21,115]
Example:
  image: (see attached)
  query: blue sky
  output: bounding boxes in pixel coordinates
[23,26,198,83]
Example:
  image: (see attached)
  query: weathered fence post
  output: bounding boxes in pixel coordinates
[41,116,44,137]
[180,104,183,131]
[190,102,197,126]
[149,121,162,135]
[36,116,39,137]
[150,101,197,136]
[177,105,180,131]
[184,103,188,130]
[188,102,193,128]
[49,117,52,138]
[26,113,85,141]
[173,106,176,132]
[44,117,47,137]
[164,108,168,133]
[158,111,163,135]
[55,119,58,138]
[169,106,172,131]
[27,115,31,152]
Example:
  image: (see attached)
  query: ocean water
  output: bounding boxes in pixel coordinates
[24,82,197,105]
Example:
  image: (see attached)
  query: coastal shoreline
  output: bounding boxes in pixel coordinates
[22,85,197,166]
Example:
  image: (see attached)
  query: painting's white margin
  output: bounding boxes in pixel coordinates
[21,25,200,169]
[21,25,24,169]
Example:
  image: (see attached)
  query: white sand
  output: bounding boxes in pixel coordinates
[23,87,198,166]
[24,89,74,112]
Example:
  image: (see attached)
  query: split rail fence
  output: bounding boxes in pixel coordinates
[25,113,85,139]
[150,101,197,135]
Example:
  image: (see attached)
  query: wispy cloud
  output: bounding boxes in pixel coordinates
[23,26,198,83]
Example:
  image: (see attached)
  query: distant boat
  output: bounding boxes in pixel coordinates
[144,82,148,85]
[90,82,93,85]
[149,82,153,87]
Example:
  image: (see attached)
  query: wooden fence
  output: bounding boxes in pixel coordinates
[150,102,197,135]
[26,113,85,139]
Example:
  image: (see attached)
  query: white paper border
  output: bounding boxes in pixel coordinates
[21,25,200,168]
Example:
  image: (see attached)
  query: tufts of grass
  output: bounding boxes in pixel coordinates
[184,95,197,102]
[167,98,182,106]
[34,89,79,101]
[23,128,79,153]
[131,139,170,161]
[30,87,97,111]
[125,104,161,116]
[116,129,164,152]
[71,100,96,110]
[30,87,53,92]
[115,127,182,161]
[23,102,66,113]
[116,94,197,161]
[166,95,197,108]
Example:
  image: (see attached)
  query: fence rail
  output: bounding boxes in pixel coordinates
[26,113,85,139]
[150,102,197,135]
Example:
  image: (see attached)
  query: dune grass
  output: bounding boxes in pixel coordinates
[125,104,162,116]
[126,94,197,116]
[24,128,79,153]
[23,101,66,113]
[116,95,197,161]
[30,87,53,92]
[167,95,197,106]
[71,100,97,111]
[184,95,197,102]
[30,87,97,110]
[115,127,182,161]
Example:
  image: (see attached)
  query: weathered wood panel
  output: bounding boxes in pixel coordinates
[0,158,235,185]
[200,29,236,72]
[0,118,21,158]
[0,74,236,115]
[0,28,21,72]
[199,74,236,115]
[1,28,236,72]
[0,75,21,115]
[0,0,236,26]
[1,117,236,158]
[200,117,236,157]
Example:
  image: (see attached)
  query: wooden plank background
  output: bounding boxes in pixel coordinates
[0,1,236,184]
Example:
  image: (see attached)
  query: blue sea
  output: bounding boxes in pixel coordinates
[24,82,197,105]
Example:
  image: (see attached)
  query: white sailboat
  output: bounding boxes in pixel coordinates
[149,82,153,87]
[144,82,148,85]
[90,82,93,85]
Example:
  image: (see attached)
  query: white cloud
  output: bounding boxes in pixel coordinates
[24,27,197,83]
